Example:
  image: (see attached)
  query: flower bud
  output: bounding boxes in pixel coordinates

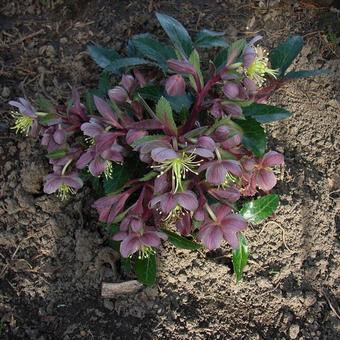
[108,86,128,103]
[167,59,196,75]
[165,74,186,97]
[222,103,242,117]
[53,128,66,145]
[243,77,257,95]
[243,46,256,68]
[223,82,240,99]
[121,75,135,93]
[213,125,230,141]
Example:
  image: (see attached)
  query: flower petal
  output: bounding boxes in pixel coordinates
[198,224,223,250]
[120,235,141,257]
[89,157,107,177]
[261,151,284,167]
[206,163,227,185]
[43,176,62,194]
[221,160,242,177]
[141,231,162,248]
[176,191,198,212]
[151,147,178,162]
[256,169,277,191]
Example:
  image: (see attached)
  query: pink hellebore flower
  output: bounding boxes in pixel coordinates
[242,151,284,194]
[92,191,132,224]
[198,204,247,250]
[165,74,186,96]
[113,227,167,258]
[199,159,242,186]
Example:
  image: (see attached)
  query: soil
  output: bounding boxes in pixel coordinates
[0,0,339,339]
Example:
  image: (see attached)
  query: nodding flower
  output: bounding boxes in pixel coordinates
[9,98,39,137]
[150,146,202,193]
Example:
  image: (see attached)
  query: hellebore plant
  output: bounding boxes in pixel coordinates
[9,13,328,285]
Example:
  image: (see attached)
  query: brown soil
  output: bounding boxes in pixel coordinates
[0,1,339,339]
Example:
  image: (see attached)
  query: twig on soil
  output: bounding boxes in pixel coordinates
[322,287,340,320]
[257,281,281,297]
[261,221,294,253]
[101,281,143,297]
[11,29,44,45]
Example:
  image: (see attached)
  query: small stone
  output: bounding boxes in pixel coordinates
[1,86,10,98]
[60,37,68,44]
[103,299,114,311]
[289,324,300,339]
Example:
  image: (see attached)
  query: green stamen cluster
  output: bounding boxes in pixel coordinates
[152,152,201,193]
[57,183,75,201]
[104,161,113,179]
[138,246,155,259]
[11,113,33,135]
[246,47,278,86]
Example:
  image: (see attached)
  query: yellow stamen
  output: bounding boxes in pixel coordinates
[151,151,201,193]
[137,246,155,259]
[11,112,33,135]
[57,183,75,201]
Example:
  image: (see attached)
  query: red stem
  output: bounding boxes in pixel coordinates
[180,73,221,134]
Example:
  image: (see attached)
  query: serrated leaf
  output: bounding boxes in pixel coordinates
[194,29,228,48]
[136,85,164,102]
[285,68,330,79]
[156,96,177,135]
[87,44,120,69]
[105,57,150,74]
[269,35,303,78]
[135,253,157,286]
[232,233,248,282]
[242,103,292,123]
[163,230,202,250]
[46,149,68,159]
[129,33,176,72]
[235,117,266,157]
[156,12,193,57]
[240,194,279,224]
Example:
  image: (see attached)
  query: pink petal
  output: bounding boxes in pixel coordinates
[93,95,121,129]
[176,191,198,211]
[262,151,284,167]
[120,235,141,257]
[198,224,223,250]
[221,160,242,177]
[210,187,240,203]
[214,204,232,221]
[62,174,83,189]
[256,169,277,191]
[43,176,62,194]
[141,232,161,248]
[112,231,128,241]
[206,163,227,185]
[221,214,247,232]
[89,157,107,177]
[160,193,177,214]
[76,149,94,169]
[221,230,240,249]
[151,147,178,162]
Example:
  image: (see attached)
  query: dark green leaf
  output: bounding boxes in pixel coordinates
[163,230,202,250]
[120,257,132,273]
[240,194,279,224]
[135,253,157,286]
[214,39,246,71]
[129,33,176,71]
[36,96,56,113]
[156,12,193,56]
[232,233,249,282]
[46,149,68,159]
[87,44,120,69]
[103,164,131,193]
[139,171,158,181]
[166,94,193,113]
[136,85,164,101]
[269,35,303,77]
[242,103,292,123]
[105,57,150,74]
[285,68,330,79]
[235,117,266,157]
[194,29,228,48]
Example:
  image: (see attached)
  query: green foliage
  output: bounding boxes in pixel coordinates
[240,194,279,224]
[156,96,177,135]
[242,103,292,123]
[194,29,228,48]
[156,12,193,57]
[235,117,266,157]
[135,253,157,286]
[232,233,249,282]
[269,35,303,77]
[163,230,202,250]
[285,69,330,79]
